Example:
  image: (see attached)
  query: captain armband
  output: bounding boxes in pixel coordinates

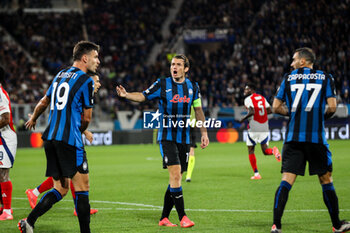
[192,98,202,108]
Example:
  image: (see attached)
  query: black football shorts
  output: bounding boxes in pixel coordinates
[44,140,89,179]
[281,142,331,176]
[159,140,190,173]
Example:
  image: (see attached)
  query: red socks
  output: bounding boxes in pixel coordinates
[38,178,76,199]
[1,181,12,209]
[70,180,76,199]
[38,177,54,193]
[249,154,258,173]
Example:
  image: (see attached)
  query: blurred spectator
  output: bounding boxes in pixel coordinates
[0,0,12,8]
[23,0,52,8]
[342,89,349,104]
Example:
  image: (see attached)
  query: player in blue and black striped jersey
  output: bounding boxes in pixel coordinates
[20,41,100,233]
[117,54,209,228]
[270,48,350,233]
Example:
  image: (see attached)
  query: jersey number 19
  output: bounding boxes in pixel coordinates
[50,82,70,110]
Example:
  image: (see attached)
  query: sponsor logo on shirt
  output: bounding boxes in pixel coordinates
[170,94,190,103]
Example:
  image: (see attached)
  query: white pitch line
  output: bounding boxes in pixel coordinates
[12,197,350,213]
[90,200,162,208]
[13,197,162,209]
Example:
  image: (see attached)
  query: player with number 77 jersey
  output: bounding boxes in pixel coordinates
[275,67,336,144]
[270,47,349,233]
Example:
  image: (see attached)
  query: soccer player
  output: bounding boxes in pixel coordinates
[185,106,197,182]
[116,54,209,228]
[25,73,101,216]
[270,47,350,233]
[239,83,281,180]
[0,66,17,221]
[19,41,100,233]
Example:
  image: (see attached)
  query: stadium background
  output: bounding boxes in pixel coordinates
[0,1,350,233]
[0,0,349,148]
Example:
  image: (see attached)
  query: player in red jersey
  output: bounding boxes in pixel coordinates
[0,66,17,221]
[240,83,281,180]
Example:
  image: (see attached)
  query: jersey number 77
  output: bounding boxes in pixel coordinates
[290,83,321,112]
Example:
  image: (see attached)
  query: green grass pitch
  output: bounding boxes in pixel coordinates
[3,140,350,232]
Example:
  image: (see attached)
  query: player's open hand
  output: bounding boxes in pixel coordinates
[25,113,36,130]
[200,135,209,149]
[116,85,127,98]
[83,130,94,143]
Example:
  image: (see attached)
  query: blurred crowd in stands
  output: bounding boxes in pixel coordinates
[1,0,52,8]
[0,0,349,120]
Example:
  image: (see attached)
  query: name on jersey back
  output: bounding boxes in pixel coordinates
[287,73,325,81]
[57,72,78,79]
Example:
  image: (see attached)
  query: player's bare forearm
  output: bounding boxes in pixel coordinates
[194,107,210,149]
[25,96,50,130]
[125,92,146,102]
[325,97,337,120]
[116,85,145,102]
[0,112,10,129]
[194,107,207,136]
[272,98,289,116]
[80,122,89,133]
[32,96,50,121]
[80,108,92,132]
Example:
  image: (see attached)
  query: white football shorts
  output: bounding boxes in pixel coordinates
[246,131,269,146]
[0,142,17,168]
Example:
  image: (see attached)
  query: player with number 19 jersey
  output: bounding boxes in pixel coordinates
[275,67,336,144]
[244,93,270,134]
[42,67,94,148]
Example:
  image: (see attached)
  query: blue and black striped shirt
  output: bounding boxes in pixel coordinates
[143,77,200,144]
[42,67,94,148]
[276,67,336,144]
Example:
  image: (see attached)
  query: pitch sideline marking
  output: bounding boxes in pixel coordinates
[13,197,350,212]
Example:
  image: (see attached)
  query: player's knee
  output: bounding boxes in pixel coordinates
[82,183,90,191]
[74,180,90,191]
[0,176,10,183]
[59,188,69,197]
[173,174,182,183]
[319,172,333,184]
[169,172,181,184]
[0,168,10,182]
[53,186,69,197]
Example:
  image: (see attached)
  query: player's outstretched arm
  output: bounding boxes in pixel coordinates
[25,96,50,130]
[194,106,209,149]
[272,98,289,116]
[116,85,146,102]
